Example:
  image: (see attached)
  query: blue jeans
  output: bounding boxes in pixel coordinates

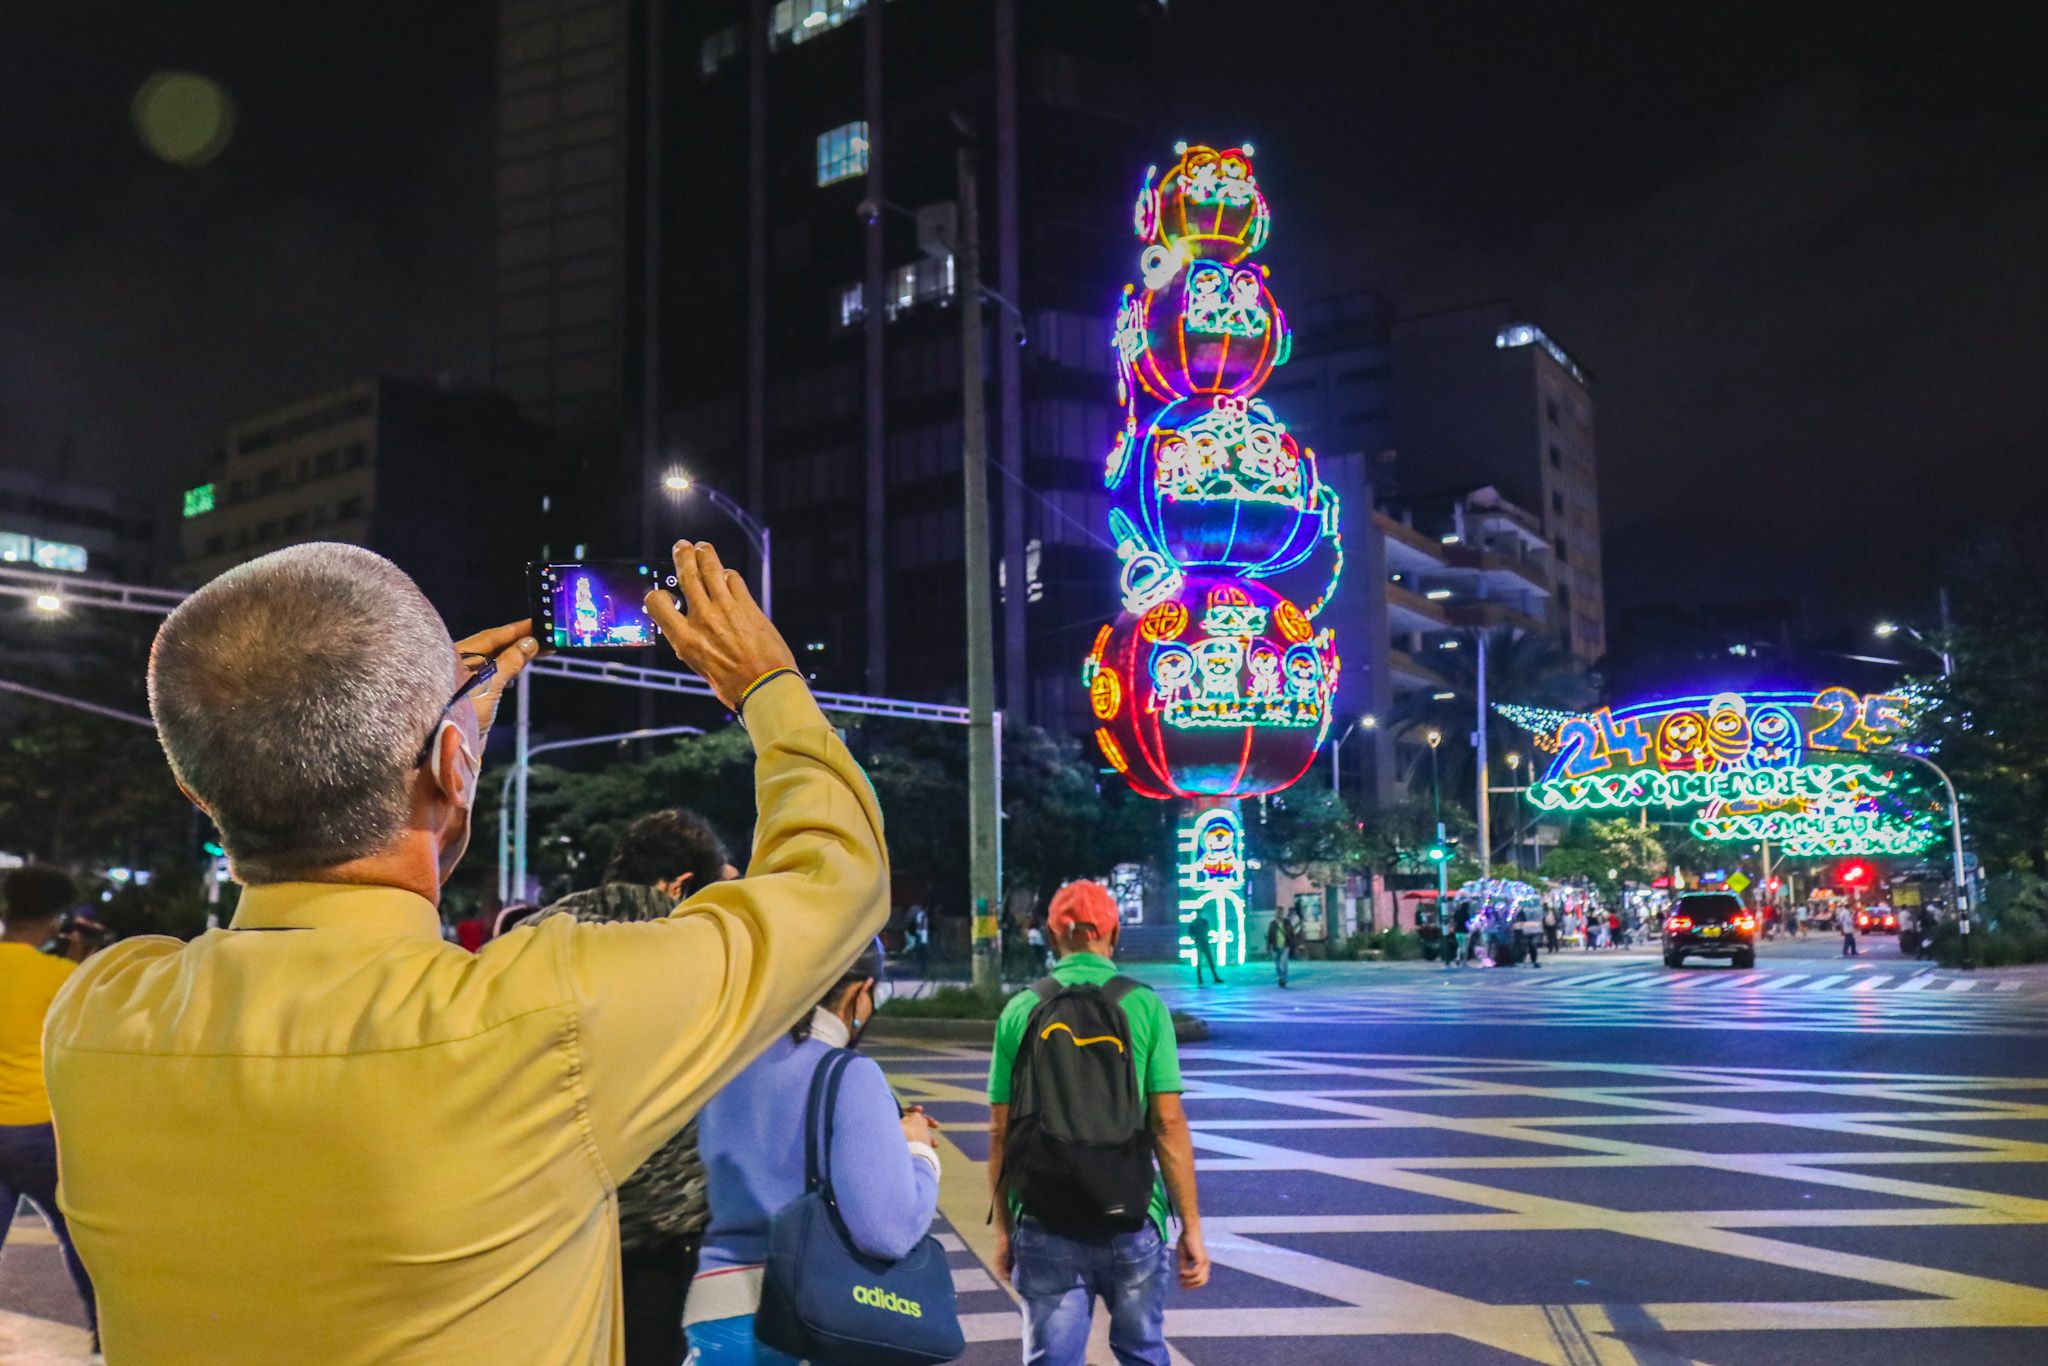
[0,1123,96,1335]
[683,1313,803,1365]
[1011,1219,1170,1366]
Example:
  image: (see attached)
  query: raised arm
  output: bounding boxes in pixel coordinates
[560,543,892,1177]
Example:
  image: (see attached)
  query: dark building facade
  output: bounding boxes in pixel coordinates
[1391,301,1605,663]
[176,379,552,629]
[493,0,1171,730]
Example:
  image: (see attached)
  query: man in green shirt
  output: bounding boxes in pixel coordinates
[987,882,1208,1365]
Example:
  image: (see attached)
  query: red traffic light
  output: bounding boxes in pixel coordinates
[1837,859,1874,887]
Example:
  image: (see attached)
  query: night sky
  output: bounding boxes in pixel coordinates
[5,2,2044,646]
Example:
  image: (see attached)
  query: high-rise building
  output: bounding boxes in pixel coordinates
[0,469,158,585]
[1391,302,1605,662]
[175,379,552,626]
[492,0,1171,727]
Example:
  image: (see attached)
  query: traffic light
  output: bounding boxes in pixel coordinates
[1837,859,1874,888]
[201,840,225,859]
[1425,844,1449,863]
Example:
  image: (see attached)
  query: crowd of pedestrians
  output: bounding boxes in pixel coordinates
[11,539,1206,1366]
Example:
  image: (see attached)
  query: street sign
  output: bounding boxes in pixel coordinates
[1726,871,1752,894]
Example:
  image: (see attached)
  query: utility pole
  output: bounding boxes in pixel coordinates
[512,669,531,903]
[1474,631,1491,877]
[958,119,1001,989]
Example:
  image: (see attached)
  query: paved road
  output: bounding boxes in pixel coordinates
[9,937,2048,1364]
[880,938,2048,1365]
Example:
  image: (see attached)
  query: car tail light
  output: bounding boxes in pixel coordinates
[1733,915,1755,930]
[1668,916,1692,931]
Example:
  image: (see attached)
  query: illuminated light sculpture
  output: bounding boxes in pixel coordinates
[1501,687,1935,856]
[1134,143,1271,266]
[1088,575,1339,799]
[1111,395,1336,577]
[1086,141,1347,932]
[1176,806,1247,968]
[1115,263,1290,404]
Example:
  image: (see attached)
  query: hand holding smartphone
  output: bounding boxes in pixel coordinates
[531,545,797,710]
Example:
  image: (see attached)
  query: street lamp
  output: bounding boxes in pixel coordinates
[663,470,772,618]
[1874,620,1953,677]
[1329,713,1377,792]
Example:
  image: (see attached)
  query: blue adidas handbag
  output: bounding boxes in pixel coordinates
[755,1048,965,1365]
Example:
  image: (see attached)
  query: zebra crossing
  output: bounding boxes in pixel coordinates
[1509,964,2029,993]
[1148,958,2048,1037]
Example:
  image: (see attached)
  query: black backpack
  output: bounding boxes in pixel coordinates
[998,976,1156,1237]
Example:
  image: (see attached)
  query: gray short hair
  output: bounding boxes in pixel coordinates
[150,543,456,882]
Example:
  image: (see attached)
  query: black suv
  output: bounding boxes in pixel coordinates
[1663,893,1757,969]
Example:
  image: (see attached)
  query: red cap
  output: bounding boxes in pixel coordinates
[1047,881,1119,939]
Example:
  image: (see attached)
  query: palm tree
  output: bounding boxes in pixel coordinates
[1384,626,1601,839]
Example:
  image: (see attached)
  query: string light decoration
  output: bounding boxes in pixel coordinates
[1505,687,1937,856]
[1083,141,1343,801]
[1493,702,1588,754]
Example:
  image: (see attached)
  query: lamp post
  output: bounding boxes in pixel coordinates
[1427,728,1447,909]
[499,723,707,903]
[1330,713,1377,792]
[1502,751,1522,869]
[1886,748,1973,965]
[664,472,772,619]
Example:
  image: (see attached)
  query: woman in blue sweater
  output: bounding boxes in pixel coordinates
[686,941,941,1364]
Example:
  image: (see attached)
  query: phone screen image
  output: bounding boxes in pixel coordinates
[533,561,663,650]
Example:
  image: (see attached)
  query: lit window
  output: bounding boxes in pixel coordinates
[33,539,89,573]
[884,255,954,318]
[771,0,866,50]
[0,532,29,564]
[837,282,865,328]
[815,120,869,187]
[183,483,217,517]
[699,24,740,77]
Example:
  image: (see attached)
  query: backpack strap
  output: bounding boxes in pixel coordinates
[1026,975,1061,1004]
[1100,975,1145,1006]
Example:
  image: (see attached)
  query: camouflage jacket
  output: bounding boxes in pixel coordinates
[532,883,710,1250]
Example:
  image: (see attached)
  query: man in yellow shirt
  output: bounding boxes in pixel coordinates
[46,539,888,1364]
[1,865,98,1344]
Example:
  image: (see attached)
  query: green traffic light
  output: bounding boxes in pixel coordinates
[1427,846,1448,862]
[202,841,225,857]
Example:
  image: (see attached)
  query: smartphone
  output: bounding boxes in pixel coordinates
[528,560,677,651]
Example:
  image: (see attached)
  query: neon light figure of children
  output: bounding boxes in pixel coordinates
[570,576,603,646]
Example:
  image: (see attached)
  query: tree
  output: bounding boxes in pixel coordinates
[0,691,193,875]
[1541,816,1667,889]
[1907,526,2048,876]
[1248,785,1364,881]
[998,726,1168,916]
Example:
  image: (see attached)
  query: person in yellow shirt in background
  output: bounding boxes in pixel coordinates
[0,865,98,1347]
[45,538,889,1365]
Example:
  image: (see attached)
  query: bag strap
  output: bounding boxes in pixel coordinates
[1026,975,1061,1003]
[801,1049,857,1198]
